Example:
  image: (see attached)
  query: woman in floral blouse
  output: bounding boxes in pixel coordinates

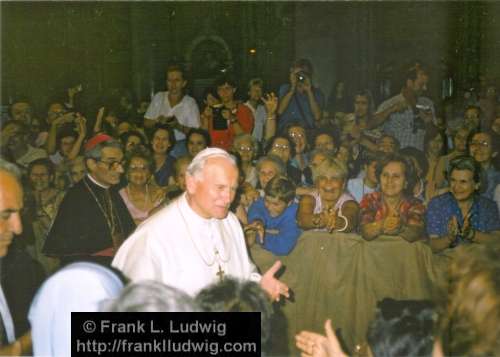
[360,154,425,242]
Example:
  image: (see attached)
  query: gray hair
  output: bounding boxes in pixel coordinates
[102,281,200,312]
[186,147,236,179]
[256,155,286,177]
[84,139,122,161]
[312,157,348,183]
[232,133,257,152]
[0,158,22,179]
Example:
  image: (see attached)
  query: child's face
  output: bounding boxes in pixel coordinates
[264,196,289,218]
[175,162,189,191]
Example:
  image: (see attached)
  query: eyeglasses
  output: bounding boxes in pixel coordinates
[128,164,149,172]
[470,140,490,148]
[289,132,305,139]
[98,159,125,170]
[237,146,253,152]
[272,143,290,151]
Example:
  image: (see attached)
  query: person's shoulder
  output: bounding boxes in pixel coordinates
[182,94,198,105]
[278,84,290,96]
[151,91,166,101]
[429,192,453,207]
[248,197,265,213]
[477,194,498,210]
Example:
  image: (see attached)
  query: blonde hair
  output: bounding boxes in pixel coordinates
[439,241,500,356]
[311,157,348,183]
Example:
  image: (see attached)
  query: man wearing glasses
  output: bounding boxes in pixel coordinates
[44,134,135,267]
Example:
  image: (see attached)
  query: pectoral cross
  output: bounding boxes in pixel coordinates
[216,264,225,282]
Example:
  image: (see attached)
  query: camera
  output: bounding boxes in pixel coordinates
[211,105,228,131]
[296,71,308,83]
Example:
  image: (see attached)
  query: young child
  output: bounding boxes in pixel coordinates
[246,176,302,256]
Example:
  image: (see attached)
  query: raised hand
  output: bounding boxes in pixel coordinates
[295,319,348,357]
[262,93,278,116]
[260,260,290,302]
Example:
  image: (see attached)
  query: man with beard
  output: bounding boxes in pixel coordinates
[44,134,135,266]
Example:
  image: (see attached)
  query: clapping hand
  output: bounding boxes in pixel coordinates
[383,214,401,235]
[447,216,459,241]
[296,319,348,357]
[323,208,338,233]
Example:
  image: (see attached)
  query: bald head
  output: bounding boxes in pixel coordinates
[0,170,23,257]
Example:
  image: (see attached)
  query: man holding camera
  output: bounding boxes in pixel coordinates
[372,63,435,151]
[277,59,325,131]
[144,65,200,157]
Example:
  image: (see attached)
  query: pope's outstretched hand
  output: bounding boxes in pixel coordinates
[260,260,290,302]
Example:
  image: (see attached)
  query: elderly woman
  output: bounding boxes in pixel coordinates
[426,156,500,253]
[232,133,258,187]
[119,147,165,224]
[360,154,425,242]
[256,154,287,193]
[285,123,310,181]
[297,158,358,232]
[265,135,301,185]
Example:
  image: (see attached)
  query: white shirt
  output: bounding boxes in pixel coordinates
[112,193,260,296]
[144,91,200,141]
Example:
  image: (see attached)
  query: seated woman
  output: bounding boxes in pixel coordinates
[149,124,176,187]
[186,128,210,159]
[297,158,359,233]
[265,135,301,185]
[360,154,425,242]
[232,133,258,187]
[256,155,287,194]
[247,176,301,256]
[285,123,310,184]
[426,156,500,253]
[119,147,165,224]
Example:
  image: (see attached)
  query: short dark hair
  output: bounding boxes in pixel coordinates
[264,175,296,204]
[376,154,417,197]
[215,75,237,89]
[367,298,436,357]
[150,124,176,153]
[312,128,339,150]
[28,158,55,177]
[119,130,146,148]
[186,128,211,147]
[399,147,429,178]
[291,58,313,75]
[166,64,185,78]
[423,125,447,156]
[195,278,273,346]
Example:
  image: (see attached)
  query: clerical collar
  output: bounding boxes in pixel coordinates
[181,193,213,226]
[87,174,110,189]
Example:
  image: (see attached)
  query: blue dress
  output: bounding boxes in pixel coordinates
[426,192,500,247]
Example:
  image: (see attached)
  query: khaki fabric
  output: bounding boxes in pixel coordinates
[250,232,453,355]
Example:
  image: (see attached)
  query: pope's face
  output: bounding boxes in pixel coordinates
[186,157,238,219]
[0,173,23,257]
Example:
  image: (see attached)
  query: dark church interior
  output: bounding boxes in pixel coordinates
[1,2,500,357]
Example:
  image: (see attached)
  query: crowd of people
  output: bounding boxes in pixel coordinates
[0,57,499,356]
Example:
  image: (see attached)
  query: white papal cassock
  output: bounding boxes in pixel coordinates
[112,193,261,296]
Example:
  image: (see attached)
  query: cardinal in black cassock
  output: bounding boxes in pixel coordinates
[43,134,135,266]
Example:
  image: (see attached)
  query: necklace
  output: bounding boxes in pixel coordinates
[177,199,231,281]
[84,178,123,249]
[126,184,151,210]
